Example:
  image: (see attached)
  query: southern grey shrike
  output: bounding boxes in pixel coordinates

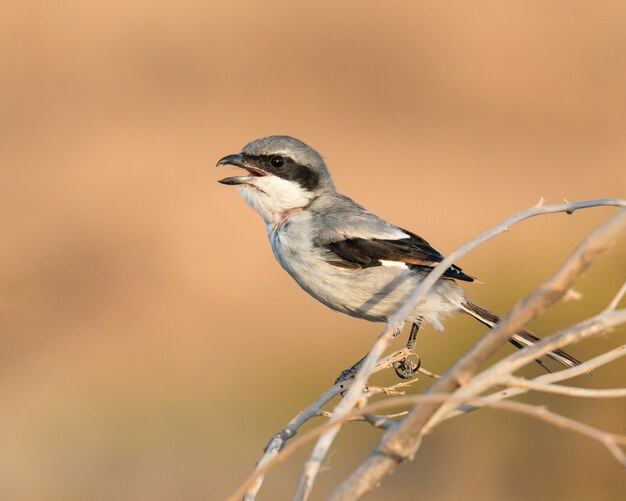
[217,135,579,380]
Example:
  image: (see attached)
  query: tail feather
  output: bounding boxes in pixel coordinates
[460,299,581,371]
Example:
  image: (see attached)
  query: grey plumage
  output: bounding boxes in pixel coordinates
[217,135,580,371]
[269,192,465,328]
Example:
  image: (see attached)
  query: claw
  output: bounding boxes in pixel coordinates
[393,353,421,379]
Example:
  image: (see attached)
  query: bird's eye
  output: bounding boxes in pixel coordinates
[270,155,284,168]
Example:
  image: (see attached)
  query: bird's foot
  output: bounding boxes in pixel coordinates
[393,353,420,380]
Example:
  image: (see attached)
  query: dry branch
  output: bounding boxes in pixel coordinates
[506,377,626,398]
[447,344,626,419]
[232,346,626,501]
[239,348,413,501]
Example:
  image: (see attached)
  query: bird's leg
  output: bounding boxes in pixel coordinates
[334,326,403,385]
[393,320,421,379]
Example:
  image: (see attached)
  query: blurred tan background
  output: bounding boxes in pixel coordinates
[1,1,626,500]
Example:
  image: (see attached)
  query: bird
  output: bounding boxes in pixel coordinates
[216,135,580,381]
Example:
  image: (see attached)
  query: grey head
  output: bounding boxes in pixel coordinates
[217,136,336,225]
[217,136,334,191]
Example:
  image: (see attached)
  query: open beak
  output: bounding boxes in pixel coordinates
[216,153,268,185]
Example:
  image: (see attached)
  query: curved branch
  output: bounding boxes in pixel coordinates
[447,344,626,419]
[427,308,626,428]
[238,348,412,501]
[506,377,626,398]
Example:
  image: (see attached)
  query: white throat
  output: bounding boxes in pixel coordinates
[238,175,314,226]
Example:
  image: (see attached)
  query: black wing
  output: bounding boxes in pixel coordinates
[324,228,475,282]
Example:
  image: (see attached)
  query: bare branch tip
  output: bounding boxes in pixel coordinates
[606,282,626,311]
[417,366,441,379]
[563,288,583,302]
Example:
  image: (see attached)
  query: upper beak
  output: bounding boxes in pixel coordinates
[216,153,246,168]
[216,153,267,185]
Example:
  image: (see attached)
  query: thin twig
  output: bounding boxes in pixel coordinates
[230,381,626,501]
[241,348,411,501]
[316,409,407,427]
[368,376,421,396]
[506,377,626,398]
[426,308,626,430]
[292,322,401,501]
[448,344,626,419]
[606,281,626,311]
[362,397,626,466]
[482,400,626,466]
[417,366,441,379]
[229,394,455,501]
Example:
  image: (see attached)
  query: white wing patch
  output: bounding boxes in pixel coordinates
[379,260,409,269]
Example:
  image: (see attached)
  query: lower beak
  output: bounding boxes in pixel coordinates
[218,176,248,185]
